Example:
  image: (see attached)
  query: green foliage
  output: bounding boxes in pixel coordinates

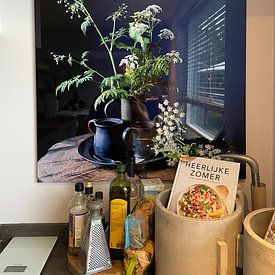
[81,17,92,35]
[54,2,182,108]
[56,73,94,94]
[94,88,129,110]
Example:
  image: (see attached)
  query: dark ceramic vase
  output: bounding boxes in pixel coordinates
[88,118,130,161]
[104,97,150,125]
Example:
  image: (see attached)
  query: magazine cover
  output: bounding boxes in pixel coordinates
[167,156,240,217]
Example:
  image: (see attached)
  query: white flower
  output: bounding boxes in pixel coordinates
[205,144,213,151]
[163,99,169,106]
[130,22,149,34]
[180,112,185,118]
[158,103,165,112]
[214,148,221,154]
[156,135,161,141]
[146,5,162,14]
[166,50,183,64]
[170,126,176,131]
[173,108,179,114]
[119,54,139,69]
[167,106,172,112]
[174,102,179,107]
[164,130,169,136]
[158,29,175,40]
[134,10,153,21]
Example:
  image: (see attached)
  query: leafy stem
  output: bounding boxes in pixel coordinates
[79,1,117,75]
[110,18,116,52]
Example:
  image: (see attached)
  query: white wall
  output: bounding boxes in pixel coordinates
[0,0,274,223]
[0,0,74,223]
[245,0,275,207]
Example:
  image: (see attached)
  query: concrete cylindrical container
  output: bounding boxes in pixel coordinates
[243,208,275,275]
[155,189,243,275]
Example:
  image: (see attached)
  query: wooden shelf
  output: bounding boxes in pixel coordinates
[67,253,124,274]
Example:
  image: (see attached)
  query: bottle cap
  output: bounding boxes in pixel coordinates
[95,191,103,199]
[85,186,93,195]
[117,163,126,173]
[75,182,84,192]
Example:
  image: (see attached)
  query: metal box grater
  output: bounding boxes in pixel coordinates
[79,216,112,274]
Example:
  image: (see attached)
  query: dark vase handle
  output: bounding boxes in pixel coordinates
[87,119,96,134]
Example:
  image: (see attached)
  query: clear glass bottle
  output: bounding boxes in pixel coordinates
[127,155,140,213]
[109,163,131,259]
[84,182,94,204]
[87,197,103,218]
[68,182,89,256]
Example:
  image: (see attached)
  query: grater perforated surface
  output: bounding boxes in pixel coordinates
[86,218,112,273]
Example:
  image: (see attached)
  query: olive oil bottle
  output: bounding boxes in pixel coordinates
[109,163,131,259]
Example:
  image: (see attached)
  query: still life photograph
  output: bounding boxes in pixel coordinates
[36,0,232,183]
[51,1,184,165]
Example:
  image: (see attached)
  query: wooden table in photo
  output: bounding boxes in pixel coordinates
[37,134,176,183]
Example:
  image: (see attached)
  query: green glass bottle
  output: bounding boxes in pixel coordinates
[109,163,131,259]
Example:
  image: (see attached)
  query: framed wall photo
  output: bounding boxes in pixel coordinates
[35,0,246,183]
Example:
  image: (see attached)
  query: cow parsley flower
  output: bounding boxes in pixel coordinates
[130,22,149,34]
[166,50,183,64]
[152,99,224,166]
[159,29,175,40]
[119,54,139,69]
[146,5,162,14]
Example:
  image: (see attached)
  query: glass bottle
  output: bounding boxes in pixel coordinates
[95,191,105,227]
[109,163,131,259]
[127,155,140,213]
[84,182,94,204]
[68,182,89,256]
[87,197,103,218]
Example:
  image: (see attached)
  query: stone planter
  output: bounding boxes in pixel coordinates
[243,208,275,275]
[155,189,243,275]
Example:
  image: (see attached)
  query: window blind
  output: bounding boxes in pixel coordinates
[187,0,226,108]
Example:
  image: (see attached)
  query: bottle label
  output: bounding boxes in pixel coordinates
[109,199,128,249]
[69,212,88,248]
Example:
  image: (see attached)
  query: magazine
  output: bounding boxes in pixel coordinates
[167,156,240,218]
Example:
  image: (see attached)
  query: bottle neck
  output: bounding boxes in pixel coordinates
[74,191,84,196]
[117,171,126,179]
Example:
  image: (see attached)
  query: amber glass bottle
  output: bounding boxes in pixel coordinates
[109,163,131,259]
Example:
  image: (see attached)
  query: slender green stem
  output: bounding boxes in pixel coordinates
[78,1,117,75]
[72,58,105,79]
[110,18,116,52]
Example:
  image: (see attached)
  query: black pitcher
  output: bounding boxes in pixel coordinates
[88,118,130,161]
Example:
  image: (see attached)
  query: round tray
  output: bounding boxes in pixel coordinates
[78,136,166,169]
